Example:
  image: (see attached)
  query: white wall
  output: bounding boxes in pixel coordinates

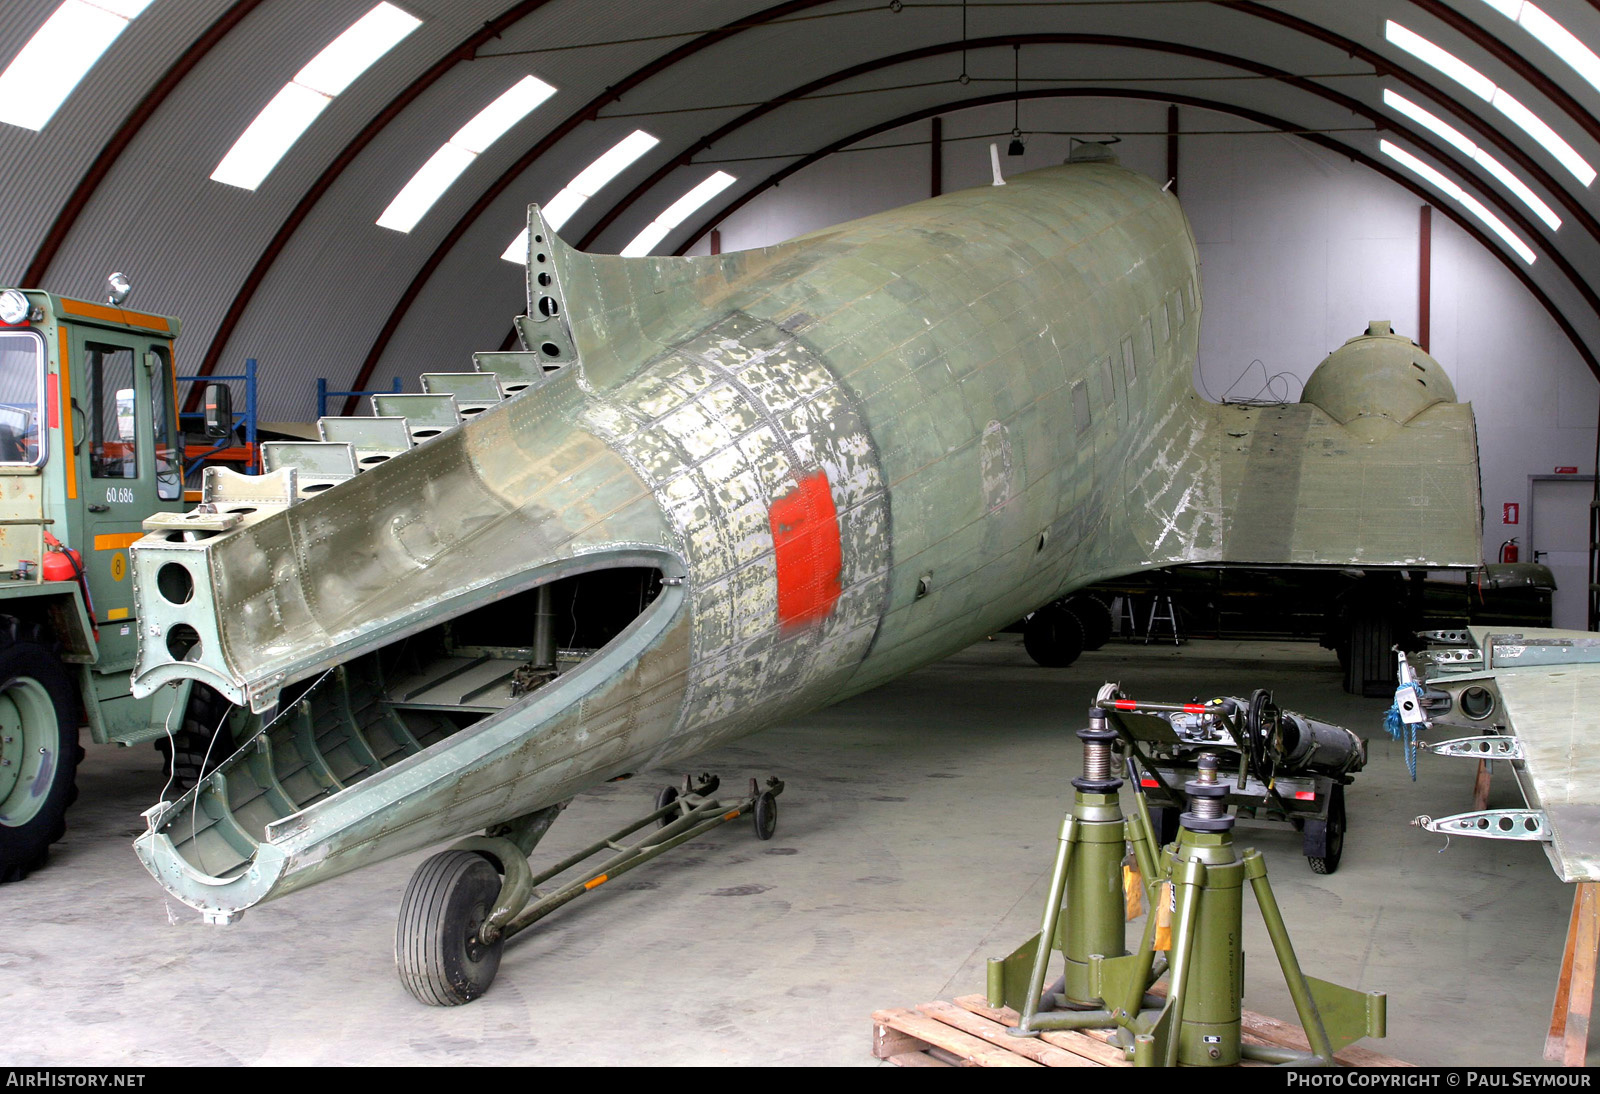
[689,97,1599,579]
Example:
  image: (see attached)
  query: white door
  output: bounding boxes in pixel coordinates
[1530,476,1594,631]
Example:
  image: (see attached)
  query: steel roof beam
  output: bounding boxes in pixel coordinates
[670,86,1600,382]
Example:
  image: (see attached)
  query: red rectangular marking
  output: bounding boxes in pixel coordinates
[46,373,58,429]
[770,470,843,628]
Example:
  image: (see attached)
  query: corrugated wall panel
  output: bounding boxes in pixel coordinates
[0,0,236,282]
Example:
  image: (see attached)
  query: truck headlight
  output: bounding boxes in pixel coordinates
[0,290,28,326]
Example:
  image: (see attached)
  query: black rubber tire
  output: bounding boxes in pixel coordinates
[156,684,234,793]
[752,790,778,840]
[655,784,679,829]
[1064,595,1114,651]
[0,623,82,883]
[1304,784,1346,874]
[395,850,505,1006]
[1344,606,1396,698]
[1023,606,1084,668]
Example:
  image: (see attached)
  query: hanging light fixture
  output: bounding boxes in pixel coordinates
[958,0,970,84]
[1008,44,1025,155]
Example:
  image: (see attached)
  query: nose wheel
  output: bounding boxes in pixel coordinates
[394,850,505,1006]
[394,774,786,1005]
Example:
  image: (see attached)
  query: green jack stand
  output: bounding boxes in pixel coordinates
[990,733,1388,1065]
[988,707,1166,1033]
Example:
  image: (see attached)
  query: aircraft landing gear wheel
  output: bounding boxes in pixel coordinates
[655,784,679,829]
[395,850,504,1006]
[0,627,82,883]
[1303,784,1346,875]
[1064,595,1114,651]
[752,790,778,840]
[1023,605,1084,668]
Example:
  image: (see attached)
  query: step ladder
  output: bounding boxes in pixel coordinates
[1145,594,1181,646]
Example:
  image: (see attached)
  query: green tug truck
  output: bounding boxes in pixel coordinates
[0,285,195,881]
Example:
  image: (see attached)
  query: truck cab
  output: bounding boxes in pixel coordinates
[0,286,188,880]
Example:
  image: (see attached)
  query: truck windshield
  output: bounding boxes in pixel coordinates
[0,330,45,466]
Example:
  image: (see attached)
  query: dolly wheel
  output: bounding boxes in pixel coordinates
[1304,784,1346,875]
[395,850,504,1006]
[655,784,679,829]
[752,790,778,841]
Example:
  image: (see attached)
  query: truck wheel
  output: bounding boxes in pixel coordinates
[395,850,504,1006]
[0,628,82,883]
[1023,605,1084,668]
[1343,607,1395,698]
[1064,595,1114,651]
[158,684,234,792]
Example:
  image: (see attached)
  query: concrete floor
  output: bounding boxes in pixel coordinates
[0,635,1578,1066]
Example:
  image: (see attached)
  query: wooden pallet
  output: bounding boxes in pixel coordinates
[871,995,1413,1068]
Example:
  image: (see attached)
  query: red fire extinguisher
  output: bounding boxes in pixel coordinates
[40,540,80,582]
[1499,537,1519,563]
[41,530,96,640]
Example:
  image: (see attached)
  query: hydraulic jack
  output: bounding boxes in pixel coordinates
[989,704,1387,1066]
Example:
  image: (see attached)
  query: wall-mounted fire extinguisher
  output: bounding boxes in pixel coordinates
[1499,537,1519,563]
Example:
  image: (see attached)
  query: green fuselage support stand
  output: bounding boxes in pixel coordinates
[990,708,1159,1031]
[989,709,1388,1066]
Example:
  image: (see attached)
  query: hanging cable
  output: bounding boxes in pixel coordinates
[1008,44,1025,155]
[959,0,970,84]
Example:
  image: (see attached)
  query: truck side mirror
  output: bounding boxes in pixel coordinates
[204,383,233,440]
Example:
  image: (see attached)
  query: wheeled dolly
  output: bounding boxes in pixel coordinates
[394,773,784,1005]
[1099,685,1361,873]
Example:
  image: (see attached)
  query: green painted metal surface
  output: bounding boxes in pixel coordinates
[0,290,185,738]
[127,160,1483,918]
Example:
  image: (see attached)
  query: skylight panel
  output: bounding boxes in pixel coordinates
[377,74,555,233]
[1386,21,1595,187]
[1481,3,1600,97]
[1383,89,1560,230]
[1386,21,1496,100]
[1491,88,1597,185]
[619,171,737,257]
[500,129,659,263]
[1384,89,1477,157]
[560,131,659,211]
[1380,139,1537,264]
[211,2,420,191]
[0,0,155,131]
[295,3,419,96]
[501,228,531,265]
[452,76,553,154]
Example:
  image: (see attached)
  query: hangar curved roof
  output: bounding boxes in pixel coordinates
[4,0,1599,415]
